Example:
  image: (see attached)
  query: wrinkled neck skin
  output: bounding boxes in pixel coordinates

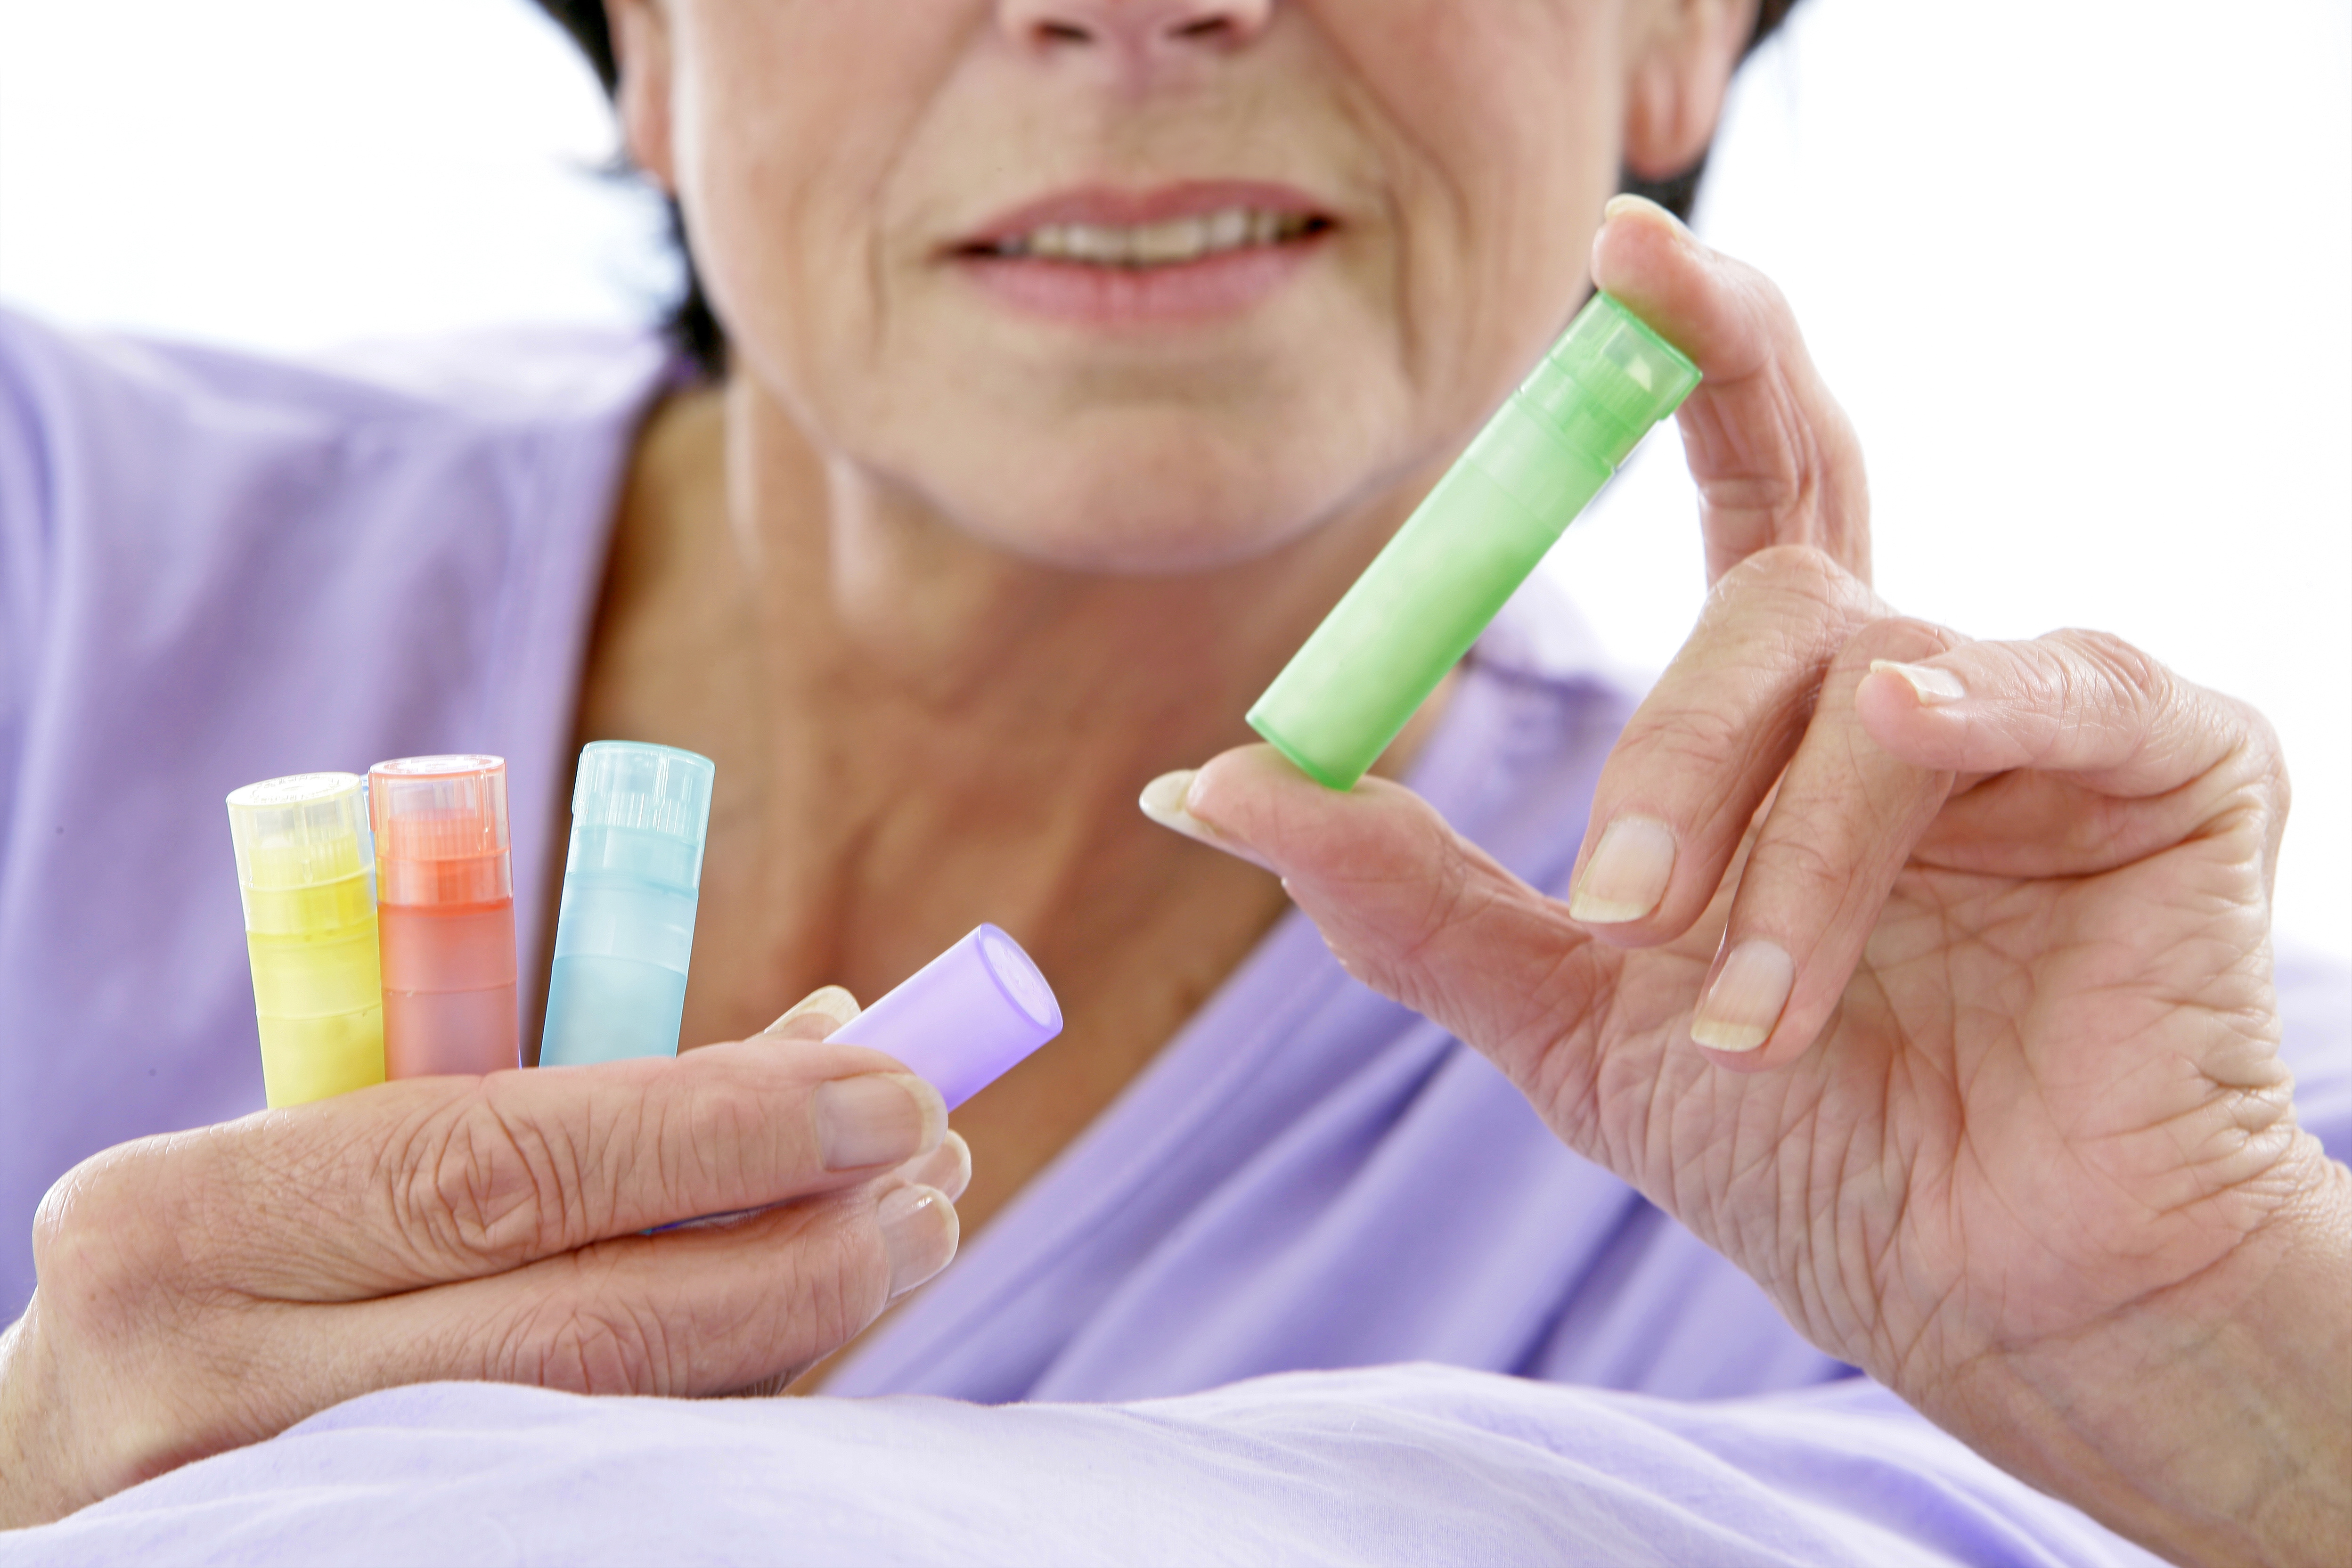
[572,369,1451,1231]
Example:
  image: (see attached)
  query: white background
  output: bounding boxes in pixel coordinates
[2,0,2345,957]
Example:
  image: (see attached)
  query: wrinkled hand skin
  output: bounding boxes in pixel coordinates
[0,1033,964,1527]
[1183,201,2352,1568]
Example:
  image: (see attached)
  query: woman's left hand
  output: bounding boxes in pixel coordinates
[1159,200,2351,1568]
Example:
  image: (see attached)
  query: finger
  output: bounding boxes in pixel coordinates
[757,996,970,1199]
[1563,544,1882,945]
[1138,768,1276,873]
[1178,747,1601,1099]
[653,1127,973,1238]
[896,1129,972,1204]
[348,1180,959,1400]
[760,985,862,1041]
[1854,630,2289,884]
[204,1039,947,1298]
[1687,619,1960,1069]
[1856,631,2275,795]
[1595,196,1871,585]
[689,1133,971,1403]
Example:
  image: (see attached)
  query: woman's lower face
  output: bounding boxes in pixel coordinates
[608,0,1725,572]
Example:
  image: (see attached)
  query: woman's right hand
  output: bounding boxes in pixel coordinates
[0,1001,964,1527]
[1164,200,2350,1566]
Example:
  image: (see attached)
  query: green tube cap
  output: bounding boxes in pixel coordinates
[1514,293,1703,469]
[1247,292,1699,791]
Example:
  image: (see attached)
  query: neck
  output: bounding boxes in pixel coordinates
[578,375,1435,1031]
[567,372,1452,1239]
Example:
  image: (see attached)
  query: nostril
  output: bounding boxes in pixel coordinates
[1002,0,1271,57]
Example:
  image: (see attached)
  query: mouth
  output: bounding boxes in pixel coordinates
[946,182,1338,326]
[958,208,1332,268]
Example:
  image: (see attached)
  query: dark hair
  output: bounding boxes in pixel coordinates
[535,0,1802,376]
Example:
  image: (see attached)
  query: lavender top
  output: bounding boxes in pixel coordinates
[1,307,2344,1562]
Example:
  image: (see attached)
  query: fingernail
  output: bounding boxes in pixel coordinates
[1603,192,1689,234]
[1569,817,1677,924]
[905,1130,972,1203]
[1139,769,1272,872]
[1691,939,1795,1054]
[1870,659,1966,707]
[814,1073,942,1170]
[878,1184,958,1298]
[1139,769,1215,843]
[762,985,862,1040]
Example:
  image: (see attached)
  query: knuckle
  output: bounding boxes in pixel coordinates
[676,1082,764,1202]
[2051,627,2170,708]
[31,1160,112,1277]
[1615,697,1752,782]
[785,1250,862,1360]
[2213,692,2292,826]
[2241,706,2291,819]
[502,1283,670,1396]
[751,1196,888,1357]
[1743,265,1796,329]
[565,1305,670,1395]
[2009,636,2078,709]
[395,1089,597,1268]
[1754,826,1852,907]
[31,1142,175,1307]
[1703,545,1881,658]
[2213,689,2283,770]
[1715,541,1854,611]
[2232,699,2284,771]
[2044,628,2213,777]
[792,1206,887,1345]
[1300,788,1500,1002]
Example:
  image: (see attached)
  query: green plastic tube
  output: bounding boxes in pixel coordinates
[1248,292,1701,790]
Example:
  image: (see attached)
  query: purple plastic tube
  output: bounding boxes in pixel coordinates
[831,924,1063,1108]
[649,925,1063,1235]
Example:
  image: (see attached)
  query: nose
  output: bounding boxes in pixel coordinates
[998,0,1274,70]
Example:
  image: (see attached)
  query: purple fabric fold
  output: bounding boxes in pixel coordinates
[1,1368,2174,1568]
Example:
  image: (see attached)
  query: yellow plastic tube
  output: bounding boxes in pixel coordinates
[226,772,387,1106]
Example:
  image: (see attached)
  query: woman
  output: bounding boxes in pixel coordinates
[0,0,2344,1561]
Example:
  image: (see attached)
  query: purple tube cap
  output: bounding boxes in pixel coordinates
[829,925,1063,1110]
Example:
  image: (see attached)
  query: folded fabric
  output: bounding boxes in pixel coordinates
[1,1365,2165,1568]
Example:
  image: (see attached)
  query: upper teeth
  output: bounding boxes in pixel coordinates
[990,209,1316,266]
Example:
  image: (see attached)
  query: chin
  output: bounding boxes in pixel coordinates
[858,364,1423,576]
[931,437,1368,578]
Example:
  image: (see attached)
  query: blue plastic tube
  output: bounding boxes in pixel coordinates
[539,741,716,1066]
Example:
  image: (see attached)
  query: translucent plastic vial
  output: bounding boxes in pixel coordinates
[831,925,1063,1109]
[226,772,386,1106]
[368,754,518,1078]
[1249,292,1701,790]
[539,741,717,1066]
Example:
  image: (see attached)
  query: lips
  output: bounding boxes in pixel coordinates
[978,208,1325,267]
[946,180,1337,326]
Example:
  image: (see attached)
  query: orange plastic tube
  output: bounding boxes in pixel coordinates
[368,755,519,1078]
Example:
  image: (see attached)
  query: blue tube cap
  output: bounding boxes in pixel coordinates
[570,740,715,886]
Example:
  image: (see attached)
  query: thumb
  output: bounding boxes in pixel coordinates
[1144,747,1601,1087]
